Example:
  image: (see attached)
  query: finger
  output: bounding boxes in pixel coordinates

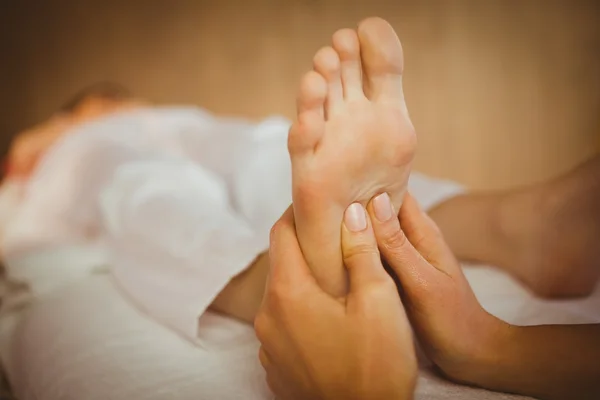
[398,193,457,273]
[342,202,395,294]
[367,192,440,281]
[253,309,274,349]
[268,205,318,289]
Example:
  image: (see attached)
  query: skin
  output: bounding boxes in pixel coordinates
[254,190,600,399]
[6,96,143,179]
[289,18,415,298]
[8,91,598,322]
[212,154,600,322]
[6,77,600,399]
[429,155,600,298]
[369,192,600,400]
[254,206,416,400]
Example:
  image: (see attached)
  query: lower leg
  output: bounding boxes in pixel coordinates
[427,192,506,265]
[429,154,600,297]
[210,251,269,323]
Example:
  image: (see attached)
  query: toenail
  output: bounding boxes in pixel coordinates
[373,193,393,222]
[344,203,367,232]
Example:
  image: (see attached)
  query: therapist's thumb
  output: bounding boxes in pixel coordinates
[341,203,394,294]
[368,192,452,280]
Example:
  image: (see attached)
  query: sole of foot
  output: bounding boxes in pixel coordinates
[289,17,416,297]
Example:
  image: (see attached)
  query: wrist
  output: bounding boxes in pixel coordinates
[460,317,520,391]
[441,313,516,389]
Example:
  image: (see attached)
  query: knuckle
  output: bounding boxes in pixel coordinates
[381,228,409,252]
[253,312,270,344]
[268,279,290,303]
[266,281,299,317]
[343,241,379,263]
[258,346,270,369]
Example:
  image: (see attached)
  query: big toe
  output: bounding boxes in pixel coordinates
[357,17,405,103]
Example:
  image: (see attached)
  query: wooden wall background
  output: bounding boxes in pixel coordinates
[1,0,599,190]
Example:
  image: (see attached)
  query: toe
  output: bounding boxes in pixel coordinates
[313,46,343,117]
[289,71,327,155]
[332,29,364,100]
[296,70,327,117]
[357,17,405,104]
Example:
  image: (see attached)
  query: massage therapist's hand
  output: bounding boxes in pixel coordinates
[254,206,417,400]
[374,193,600,399]
[367,193,508,387]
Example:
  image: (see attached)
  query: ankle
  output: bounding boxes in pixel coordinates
[501,177,600,298]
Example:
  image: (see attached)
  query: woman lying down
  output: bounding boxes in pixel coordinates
[1,18,600,400]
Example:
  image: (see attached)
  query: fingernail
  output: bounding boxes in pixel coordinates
[373,192,393,222]
[344,203,367,232]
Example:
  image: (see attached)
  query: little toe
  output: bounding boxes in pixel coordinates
[357,17,405,104]
[313,46,344,117]
[332,28,364,100]
[289,70,327,155]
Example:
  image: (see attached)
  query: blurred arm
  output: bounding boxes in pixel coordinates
[469,323,600,400]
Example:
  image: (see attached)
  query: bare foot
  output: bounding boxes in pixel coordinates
[288,18,416,297]
[498,156,600,297]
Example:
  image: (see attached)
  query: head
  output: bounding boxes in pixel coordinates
[58,81,144,121]
[3,82,145,181]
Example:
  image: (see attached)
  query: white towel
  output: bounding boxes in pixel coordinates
[5,262,598,400]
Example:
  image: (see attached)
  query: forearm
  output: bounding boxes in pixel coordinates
[470,323,600,400]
